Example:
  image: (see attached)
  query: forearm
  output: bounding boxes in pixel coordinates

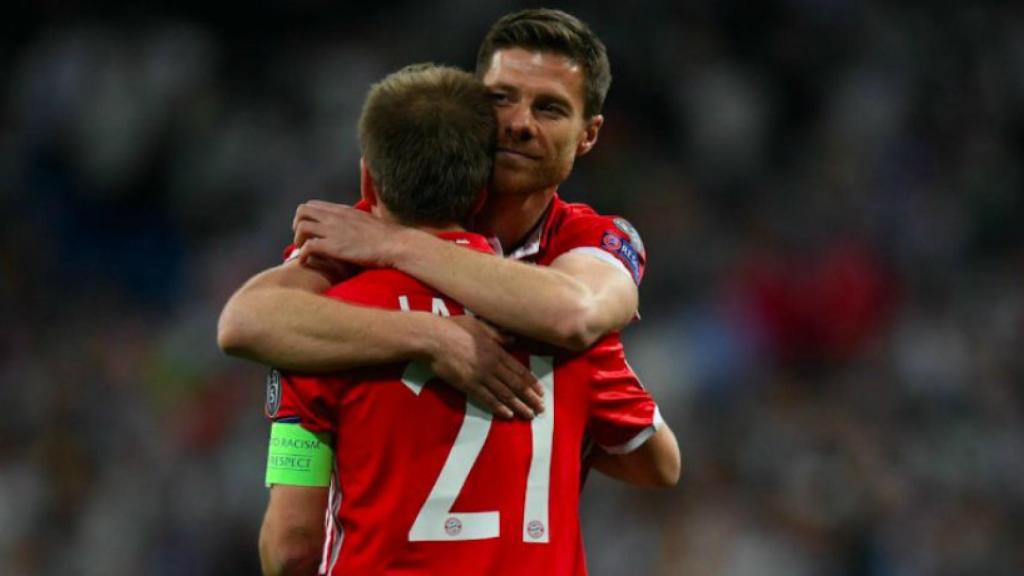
[259,527,321,576]
[590,425,681,488]
[259,485,328,576]
[392,230,630,349]
[218,263,441,372]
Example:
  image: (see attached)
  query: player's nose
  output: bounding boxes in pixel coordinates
[503,103,536,142]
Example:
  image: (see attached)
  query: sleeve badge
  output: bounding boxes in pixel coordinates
[613,218,645,257]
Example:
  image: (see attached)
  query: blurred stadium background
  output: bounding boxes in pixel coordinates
[2,1,1023,574]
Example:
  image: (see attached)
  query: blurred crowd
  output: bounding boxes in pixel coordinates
[2,1,1022,574]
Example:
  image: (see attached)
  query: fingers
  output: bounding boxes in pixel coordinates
[293,220,325,247]
[483,375,535,419]
[466,385,515,420]
[304,200,351,213]
[293,203,322,232]
[292,202,345,233]
[494,357,544,415]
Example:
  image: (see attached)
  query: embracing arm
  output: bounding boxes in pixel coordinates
[388,235,638,351]
[217,261,542,418]
[217,261,442,372]
[590,424,681,488]
[294,203,639,351]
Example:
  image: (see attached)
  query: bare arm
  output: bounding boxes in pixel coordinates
[590,425,681,488]
[259,485,328,576]
[294,202,638,350]
[387,235,637,351]
[217,261,543,419]
[218,260,442,372]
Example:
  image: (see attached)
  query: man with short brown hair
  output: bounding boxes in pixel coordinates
[220,7,677,484]
[257,62,673,576]
[223,7,650,410]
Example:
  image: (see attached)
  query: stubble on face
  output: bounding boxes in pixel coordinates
[483,49,589,198]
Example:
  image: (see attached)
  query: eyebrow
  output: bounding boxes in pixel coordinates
[488,82,519,94]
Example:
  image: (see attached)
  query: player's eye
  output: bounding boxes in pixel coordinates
[537,102,568,117]
[488,91,510,105]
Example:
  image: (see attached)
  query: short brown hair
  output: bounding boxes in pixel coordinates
[476,8,612,118]
[359,64,495,227]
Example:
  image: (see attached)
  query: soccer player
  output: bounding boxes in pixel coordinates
[259,64,677,575]
[218,9,652,426]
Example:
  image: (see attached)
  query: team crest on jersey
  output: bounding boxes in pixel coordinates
[266,369,282,418]
[444,517,463,537]
[613,218,645,257]
[527,520,546,539]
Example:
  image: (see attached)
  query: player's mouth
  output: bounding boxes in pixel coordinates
[496,147,541,161]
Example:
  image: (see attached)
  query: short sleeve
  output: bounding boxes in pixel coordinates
[586,336,662,454]
[264,368,337,435]
[551,214,647,286]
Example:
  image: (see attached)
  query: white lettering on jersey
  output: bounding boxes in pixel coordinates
[431,298,451,317]
[398,295,411,311]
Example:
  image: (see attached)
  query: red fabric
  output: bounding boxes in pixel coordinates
[524,194,647,285]
[271,231,658,576]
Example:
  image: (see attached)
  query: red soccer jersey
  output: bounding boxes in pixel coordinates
[269,231,661,576]
[495,193,646,285]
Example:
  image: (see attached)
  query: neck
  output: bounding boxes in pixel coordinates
[475,190,555,250]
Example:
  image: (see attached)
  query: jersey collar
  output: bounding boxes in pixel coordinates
[435,230,494,254]
[491,194,562,261]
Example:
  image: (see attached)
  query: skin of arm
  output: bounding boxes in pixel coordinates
[588,425,681,488]
[218,260,444,372]
[387,229,639,351]
[259,485,329,576]
[217,260,543,419]
[293,204,639,351]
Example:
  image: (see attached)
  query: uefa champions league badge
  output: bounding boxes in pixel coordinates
[445,517,463,537]
[527,520,546,540]
[613,218,645,257]
[266,369,282,418]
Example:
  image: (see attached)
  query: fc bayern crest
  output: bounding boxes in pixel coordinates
[613,218,645,256]
[444,517,463,537]
[265,369,282,418]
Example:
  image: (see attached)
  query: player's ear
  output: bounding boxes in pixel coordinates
[360,157,379,207]
[575,114,603,157]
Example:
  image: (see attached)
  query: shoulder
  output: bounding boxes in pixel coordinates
[550,199,642,250]
[544,199,647,283]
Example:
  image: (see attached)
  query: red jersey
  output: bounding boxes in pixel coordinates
[494,193,646,285]
[270,231,661,576]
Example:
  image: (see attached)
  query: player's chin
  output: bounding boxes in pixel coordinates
[491,170,542,196]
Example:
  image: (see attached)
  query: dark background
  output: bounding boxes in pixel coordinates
[2,1,1022,574]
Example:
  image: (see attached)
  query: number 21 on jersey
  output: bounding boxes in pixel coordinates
[401,356,554,544]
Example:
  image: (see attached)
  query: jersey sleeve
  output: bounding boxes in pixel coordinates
[586,336,663,454]
[264,368,337,434]
[551,214,647,286]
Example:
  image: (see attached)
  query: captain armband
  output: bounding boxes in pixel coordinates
[265,422,334,487]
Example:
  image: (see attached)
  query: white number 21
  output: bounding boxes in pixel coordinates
[401,355,554,543]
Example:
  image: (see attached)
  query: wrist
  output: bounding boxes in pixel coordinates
[405,311,448,363]
[385,227,428,269]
